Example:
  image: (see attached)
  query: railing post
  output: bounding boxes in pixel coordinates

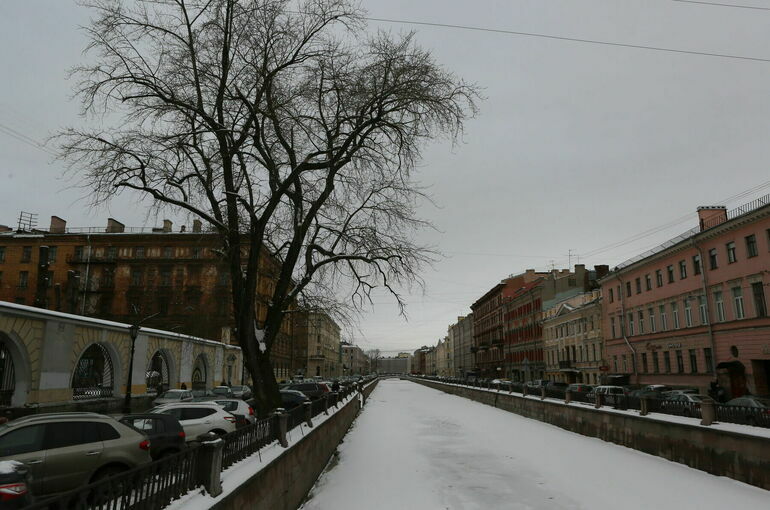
[565,390,572,404]
[509,383,513,394]
[523,385,528,397]
[331,391,339,408]
[195,438,224,497]
[540,386,546,400]
[272,409,288,448]
[640,397,649,416]
[700,397,716,426]
[304,401,314,428]
[323,394,330,415]
[595,392,603,409]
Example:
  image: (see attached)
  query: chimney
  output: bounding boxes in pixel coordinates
[163,219,173,233]
[697,206,727,231]
[594,264,610,280]
[49,216,66,233]
[192,219,202,233]
[106,218,125,233]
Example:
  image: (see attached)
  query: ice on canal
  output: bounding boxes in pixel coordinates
[300,379,770,510]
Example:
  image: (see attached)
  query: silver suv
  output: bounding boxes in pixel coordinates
[0,412,152,497]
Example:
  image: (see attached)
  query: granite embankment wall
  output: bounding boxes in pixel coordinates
[411,378,770,490]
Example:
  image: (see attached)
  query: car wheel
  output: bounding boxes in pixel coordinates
[90,466,128,484]
[88,466,129,505]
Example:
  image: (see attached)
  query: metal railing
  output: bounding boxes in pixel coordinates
[72,387,114,400]
[26,445,201,510]
[412,376,770,429]
[221,415,278,469]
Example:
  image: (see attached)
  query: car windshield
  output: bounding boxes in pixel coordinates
[212,387,230,394]
[160,391,184,399]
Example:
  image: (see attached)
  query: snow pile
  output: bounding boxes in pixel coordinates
[301,379,770,510]
[0,460,23,474]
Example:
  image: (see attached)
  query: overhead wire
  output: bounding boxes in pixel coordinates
[671,0,770,11]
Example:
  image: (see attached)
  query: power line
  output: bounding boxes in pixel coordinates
[364,16,770,64]
[672,0,770,11]
[0,123,58,158]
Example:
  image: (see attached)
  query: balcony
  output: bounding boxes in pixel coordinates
[67,253,118,264]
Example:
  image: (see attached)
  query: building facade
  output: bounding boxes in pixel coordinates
[0,216,295,380]
[600,200,770,396]
[543,290,604,385]
[341,342,369,376]
[293,311,341,380]
[378,356,411,374]
[449,314,474,378]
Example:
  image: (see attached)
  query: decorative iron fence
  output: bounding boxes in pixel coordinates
[221,415,278,469]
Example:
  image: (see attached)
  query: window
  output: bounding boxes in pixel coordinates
[641,353,648,373]
[44,422,102,449]
[627,313,634,336]
[0,246,4,262]
[689,349,698,373]
[714,290,725,322]
[134,246,145,258]
[45,271,53,288]
[158,296,170,316]
[106,246,117,260]
[664,351,671,373]
[692,255,701,275]
[645,274,652,291]
[608,288,614,303]
[613,356,618,372]
[610,317,616,338]
[679,260,687,279]
[48,246,57,263]
[130,268,143,287]
[635,278,641,294]
[648,307,656,332]
[704,348,713,373]
[746,235,758,258]
[667,265,675,283]
[752,282,767,317]
[652,351,660,373]
[160,267,172,287]
[0,271,3,285]
[622,355,628,372]
[163,246,173,258]
[180,408,216,420]
[626,282,632,297]
[698,295,708,324]
[684,298,692,327]
[638,310,644,334]
[659,305,667,331]
[21,246,32,263]
[726,242,736,263]
[18,271,28,288]
[0,425,45,457]
[74,245,84,261]
[675,350,684,373]
[708,248,718,270]
[672,302,680,329]
[192,247,201,259]
[655,269,663,287]
[732,286,745,319]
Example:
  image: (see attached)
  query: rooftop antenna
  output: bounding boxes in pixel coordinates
[17,211,38,231]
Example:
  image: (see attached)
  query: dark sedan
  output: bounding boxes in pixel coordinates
[286,382,329,400]
[280,390,310,410]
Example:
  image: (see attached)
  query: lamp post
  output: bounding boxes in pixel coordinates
[123,323,140,414]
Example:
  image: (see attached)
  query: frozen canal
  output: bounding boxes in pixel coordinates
[301,379,770,510]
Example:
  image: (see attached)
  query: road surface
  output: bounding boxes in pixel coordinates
[301,378,770,510]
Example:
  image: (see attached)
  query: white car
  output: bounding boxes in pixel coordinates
[211,399,257,426]
[152,389,194,407]
[150,402,236,441]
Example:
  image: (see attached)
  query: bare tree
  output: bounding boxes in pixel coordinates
[60,0,479,413]
[365,349,380,373]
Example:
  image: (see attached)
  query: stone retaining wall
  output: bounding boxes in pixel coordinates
[211,379,379,510]
[412,379,770,490]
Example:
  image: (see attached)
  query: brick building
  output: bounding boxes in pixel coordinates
[600,197,770,396]
[341,342,369,376]
[0,216,296,380]
[292,311,341,379]
[449,314,474,378]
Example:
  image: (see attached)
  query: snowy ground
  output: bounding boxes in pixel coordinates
[300,379,770,510]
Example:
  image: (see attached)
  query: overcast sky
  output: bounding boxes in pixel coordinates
[2,0,770,354]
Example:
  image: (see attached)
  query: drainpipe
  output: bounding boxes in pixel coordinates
[616,274,639,383]
[692,239,718,374]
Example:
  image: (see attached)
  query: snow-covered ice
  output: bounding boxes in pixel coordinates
[301,379,770,510]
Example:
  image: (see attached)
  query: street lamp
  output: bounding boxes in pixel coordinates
[122,311,160,414]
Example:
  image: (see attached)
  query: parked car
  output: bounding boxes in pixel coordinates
[280,390,310,410]
[152,389,194,407]
[230,385,252,400]
[191,389,213,398]
[286,382,330,400]
[662,388,699,398]
[0,412,151,498]
[723,396,770,426]
[643,384,673,393]
[0,460,33,508]
[119,413,186,460]
[659,394,706,417]
[150,403,237,441]
[566,384,594,396]
[211,399,256,428]
[211,386,235,398]
[586,385,627,404]
[545,381,569,391]
[525,379,549,389]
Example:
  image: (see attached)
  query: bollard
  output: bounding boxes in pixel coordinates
[323,394,330,415]
[272,408,289,448]
[640,397,649,416]
[303,401,314,428]
[700,397,716,426]
[565,390,572,404]
[195,437,224,497]
[594,392,603,409]
[540,386,546,400]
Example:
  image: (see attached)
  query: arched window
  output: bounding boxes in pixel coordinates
[0,341,16,407]
[191,354,207,392]
[72,344,114,400]
[146,351,170,394]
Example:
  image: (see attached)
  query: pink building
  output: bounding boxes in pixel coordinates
[600,196,770,397]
